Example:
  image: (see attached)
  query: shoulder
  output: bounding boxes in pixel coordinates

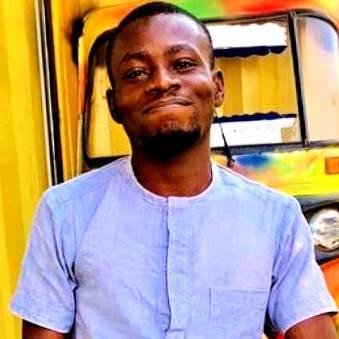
[43,157,129,208]
[212,162,303,249]
[213,161,299,210]
[30,157,131,253]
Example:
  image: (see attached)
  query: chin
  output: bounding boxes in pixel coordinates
[140,128,201,160]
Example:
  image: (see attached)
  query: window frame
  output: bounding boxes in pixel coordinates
[296,14,339,143]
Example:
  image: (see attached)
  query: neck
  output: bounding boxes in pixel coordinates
[131,141,212,197]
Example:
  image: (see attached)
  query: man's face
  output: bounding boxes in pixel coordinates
[107,13,224,158]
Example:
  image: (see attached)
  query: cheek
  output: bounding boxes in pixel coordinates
[113,87,144,122]
[184,75,214,103]
[114,86,139,110]
[187,76,216,127]
[182,78,215,124]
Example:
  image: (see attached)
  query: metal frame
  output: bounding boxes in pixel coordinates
[35,0,64,184]
[316,248,339,265]
[288,12,309,146]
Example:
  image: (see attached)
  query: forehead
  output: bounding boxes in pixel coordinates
[111,14,210,65]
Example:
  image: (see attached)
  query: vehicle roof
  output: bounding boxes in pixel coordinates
[188,0,339,27]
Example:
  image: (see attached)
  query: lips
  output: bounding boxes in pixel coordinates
[142,98,192,115]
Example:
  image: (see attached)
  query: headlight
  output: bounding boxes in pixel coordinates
[309,208,339,251]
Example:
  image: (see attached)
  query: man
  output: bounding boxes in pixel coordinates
[11,2,337,338]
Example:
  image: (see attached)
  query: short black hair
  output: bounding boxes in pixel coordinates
[106,1,214,86]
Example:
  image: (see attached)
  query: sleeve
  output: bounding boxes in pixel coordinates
[268,198,338,334]
[10,191,76,333]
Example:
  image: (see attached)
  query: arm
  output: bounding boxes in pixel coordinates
[267,199,337,333]
[22,321,67,339]
[285,314,337,339]
[11,194,76,335]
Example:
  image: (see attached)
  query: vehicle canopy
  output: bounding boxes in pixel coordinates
[77,0,339,172]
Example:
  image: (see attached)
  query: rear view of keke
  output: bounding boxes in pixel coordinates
[1,0,339,338]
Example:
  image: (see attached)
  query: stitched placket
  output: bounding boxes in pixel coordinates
[165,198,190,339]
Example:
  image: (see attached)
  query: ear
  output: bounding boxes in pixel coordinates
[212,69,224,108]
[106,88,122,124]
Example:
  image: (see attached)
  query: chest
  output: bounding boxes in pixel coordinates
[72,202,274,338]
[74,200,274,294]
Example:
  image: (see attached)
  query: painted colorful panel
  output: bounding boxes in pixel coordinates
[213,147,339,197]
[174,0,339,26]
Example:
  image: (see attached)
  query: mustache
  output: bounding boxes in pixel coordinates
[142,97,192,114]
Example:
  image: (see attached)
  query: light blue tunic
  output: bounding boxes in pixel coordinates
[11,157,337,338]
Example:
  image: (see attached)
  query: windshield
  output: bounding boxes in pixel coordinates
[209,17,301,148]
[297,16,339,142]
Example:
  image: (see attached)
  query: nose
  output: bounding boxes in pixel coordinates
[145,67,180,96]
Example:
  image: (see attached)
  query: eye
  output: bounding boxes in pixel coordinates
[173,59,197,71]
[123,69,148,80]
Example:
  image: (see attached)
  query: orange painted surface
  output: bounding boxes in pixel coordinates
[321,259,339,333]
[220,0,339,27]
[322,258,339,300]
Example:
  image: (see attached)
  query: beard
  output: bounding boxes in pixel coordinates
[139,127,201,160]
[124,111,209,160]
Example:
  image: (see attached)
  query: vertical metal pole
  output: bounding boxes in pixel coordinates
[34,0,64,185]
[288,12,309,147]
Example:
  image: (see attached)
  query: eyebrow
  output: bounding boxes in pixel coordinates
[119,51,151,66]
[164,44,197,57]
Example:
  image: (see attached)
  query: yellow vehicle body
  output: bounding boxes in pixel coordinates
[0,0,49,337]
[1,0,338,338]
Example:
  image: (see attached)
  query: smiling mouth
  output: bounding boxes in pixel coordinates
[143,99,192,115]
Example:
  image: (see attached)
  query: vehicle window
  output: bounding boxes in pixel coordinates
[208,17,300,148]
[84,39,131,160]
[297,16,339,142]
